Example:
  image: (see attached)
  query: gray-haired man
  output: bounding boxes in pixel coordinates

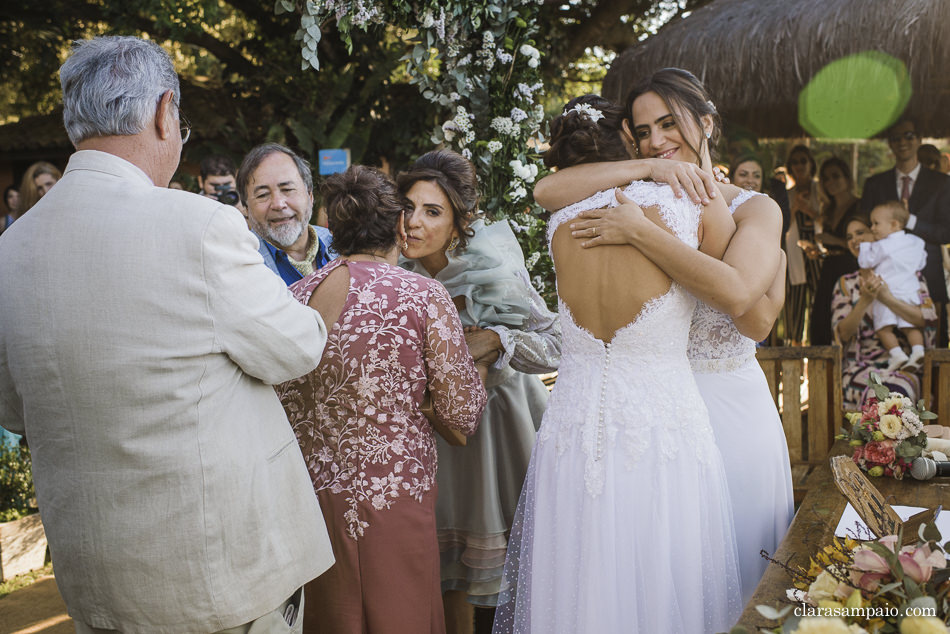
[0,36,333,633]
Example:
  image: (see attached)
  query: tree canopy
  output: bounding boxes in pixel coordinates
[0,0,710,304]
[0,0,709,165]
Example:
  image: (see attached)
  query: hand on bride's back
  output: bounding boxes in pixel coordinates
[569,190,643,248]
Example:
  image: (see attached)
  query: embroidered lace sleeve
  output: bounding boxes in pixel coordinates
[424,281,487,434]
[484,266,561,373]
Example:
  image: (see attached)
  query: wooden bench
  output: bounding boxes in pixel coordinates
[755,346,843,503]
[921,348,950,419]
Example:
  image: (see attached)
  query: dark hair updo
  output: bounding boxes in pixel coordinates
[397,150,479,250]
[321,165,410,256]
[544,95,629,170]
[623,68,721,166]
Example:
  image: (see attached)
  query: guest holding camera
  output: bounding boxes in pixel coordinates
[197,154,241,206]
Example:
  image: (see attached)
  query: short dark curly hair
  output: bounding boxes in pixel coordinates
[396,150,478,250]
[321,165,410,256]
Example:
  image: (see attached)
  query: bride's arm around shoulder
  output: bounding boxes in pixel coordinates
[534,158,719,211]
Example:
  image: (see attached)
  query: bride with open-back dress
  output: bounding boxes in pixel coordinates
[492,96,742,633]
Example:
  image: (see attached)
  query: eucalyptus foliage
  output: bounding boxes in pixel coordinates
[280,0,556,304]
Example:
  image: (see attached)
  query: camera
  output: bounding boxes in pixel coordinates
[214,183,240,206]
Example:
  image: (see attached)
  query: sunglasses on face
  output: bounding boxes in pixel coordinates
[789,158,810,166]
[888,131,917,143]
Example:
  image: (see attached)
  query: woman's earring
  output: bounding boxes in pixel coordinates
[705,131,712,140]
[447,236,459,251]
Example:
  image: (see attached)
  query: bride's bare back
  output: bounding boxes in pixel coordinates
[552,204,677,342]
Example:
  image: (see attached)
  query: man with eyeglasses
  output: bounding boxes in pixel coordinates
[861,118,949,343]
[0,36,334,633]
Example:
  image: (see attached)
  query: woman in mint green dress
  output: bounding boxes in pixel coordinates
[398,150,560,633]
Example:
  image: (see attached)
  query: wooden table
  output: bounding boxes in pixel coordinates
[735,440,950,630]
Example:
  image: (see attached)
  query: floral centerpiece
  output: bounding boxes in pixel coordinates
[730,525,950,633]
[842,373,935,479]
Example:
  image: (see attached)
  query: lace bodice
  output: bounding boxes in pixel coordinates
[686,190,765,373]
[542,182,718,496]
[547,180,703,253]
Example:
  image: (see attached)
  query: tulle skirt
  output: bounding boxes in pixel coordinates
[492,424,742,633]
[694,358,795,604]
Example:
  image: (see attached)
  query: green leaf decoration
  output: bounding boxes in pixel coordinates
[872,382,891,401]
[906,595,938,613]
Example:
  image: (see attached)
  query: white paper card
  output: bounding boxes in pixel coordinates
[834,503,950,539]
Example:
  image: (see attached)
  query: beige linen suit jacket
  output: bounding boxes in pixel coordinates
[0,150,334,633]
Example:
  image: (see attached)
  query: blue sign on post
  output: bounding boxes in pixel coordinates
[318,148,351,175]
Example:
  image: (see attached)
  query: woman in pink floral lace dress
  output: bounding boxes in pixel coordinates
[277,165,487,634]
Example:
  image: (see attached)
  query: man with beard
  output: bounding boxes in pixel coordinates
[237,143,334,285]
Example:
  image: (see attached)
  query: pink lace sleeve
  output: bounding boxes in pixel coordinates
[423,282,487,435]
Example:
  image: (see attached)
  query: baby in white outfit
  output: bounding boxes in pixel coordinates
[857,200,927,372]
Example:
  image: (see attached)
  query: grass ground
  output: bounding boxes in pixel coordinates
[0,562,53,600]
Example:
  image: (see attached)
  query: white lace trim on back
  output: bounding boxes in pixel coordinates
[547,181,703,254]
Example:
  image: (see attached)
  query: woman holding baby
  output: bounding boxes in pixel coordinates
[832,212,937,410]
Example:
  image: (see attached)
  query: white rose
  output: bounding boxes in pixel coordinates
[520,44,539,58]
[879,414,903,439]
[511,185,527,201]
[805,570,841,604]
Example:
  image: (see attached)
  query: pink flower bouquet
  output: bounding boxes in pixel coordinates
[843,373,935,479]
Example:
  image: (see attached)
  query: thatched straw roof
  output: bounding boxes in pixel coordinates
[603,0,950,139]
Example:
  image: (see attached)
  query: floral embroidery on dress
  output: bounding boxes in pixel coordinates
[277,260,486,540]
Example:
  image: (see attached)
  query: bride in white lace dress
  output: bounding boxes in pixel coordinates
[492,96,741,633]
[532,70,793,605]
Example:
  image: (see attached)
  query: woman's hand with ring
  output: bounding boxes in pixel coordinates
[570,189,644,248]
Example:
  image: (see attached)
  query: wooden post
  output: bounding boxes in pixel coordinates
[781,358,803,463]
[808,357,829,463]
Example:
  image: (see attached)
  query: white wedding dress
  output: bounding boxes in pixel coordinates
[688,189,794,604]
[493,182,742,634]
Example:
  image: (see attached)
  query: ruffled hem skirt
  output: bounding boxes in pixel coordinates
[435,371,549,606]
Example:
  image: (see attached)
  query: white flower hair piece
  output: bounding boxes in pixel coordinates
[706,99,717,112]
[566,103,604,123]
